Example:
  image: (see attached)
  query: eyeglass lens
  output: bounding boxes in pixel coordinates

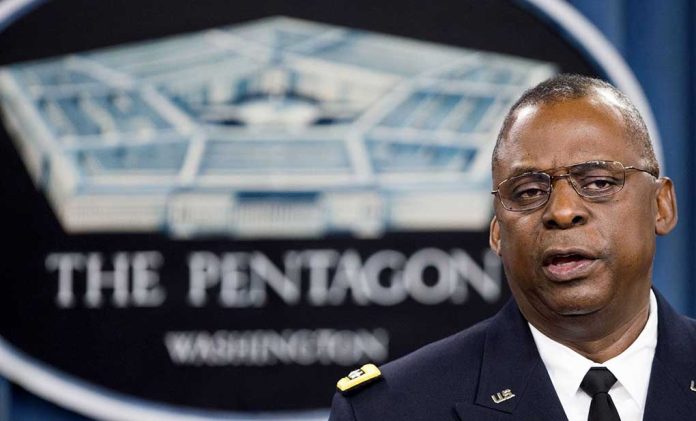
[498,161,626,211]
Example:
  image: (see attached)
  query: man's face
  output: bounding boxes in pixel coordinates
[490,94,670,336]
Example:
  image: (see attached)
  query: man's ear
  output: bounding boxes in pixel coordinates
[489,216,502,255]
[655,177,678,235]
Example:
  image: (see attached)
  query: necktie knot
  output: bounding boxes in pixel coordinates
[580,367,621,421]
[581,367,618,397]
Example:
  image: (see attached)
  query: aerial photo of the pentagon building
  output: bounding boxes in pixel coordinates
[0,17,555,238]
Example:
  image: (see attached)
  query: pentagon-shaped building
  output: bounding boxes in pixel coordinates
[0,17,555,238]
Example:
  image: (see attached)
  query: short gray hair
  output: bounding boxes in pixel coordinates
[493,74,659,176]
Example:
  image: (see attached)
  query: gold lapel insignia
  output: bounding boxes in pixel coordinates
[336,363,382,394]
[690,380,696,392]
[491,389,516,404]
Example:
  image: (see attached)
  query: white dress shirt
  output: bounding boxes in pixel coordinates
[529,290,658,421]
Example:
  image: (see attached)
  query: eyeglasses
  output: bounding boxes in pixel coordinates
[491,160,657,212]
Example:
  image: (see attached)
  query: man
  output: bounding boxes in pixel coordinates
[329,74,695,421]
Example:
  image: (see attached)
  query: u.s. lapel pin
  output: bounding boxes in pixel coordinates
[690,380,696,392]
[491,389,516,404]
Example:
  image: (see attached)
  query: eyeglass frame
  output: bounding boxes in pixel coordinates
[491,160,658,212]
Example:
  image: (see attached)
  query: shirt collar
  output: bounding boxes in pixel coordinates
[529,290,658,406]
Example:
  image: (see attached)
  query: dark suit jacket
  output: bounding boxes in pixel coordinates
[329,290,696,420]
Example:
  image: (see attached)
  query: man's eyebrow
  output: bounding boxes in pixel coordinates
[506,165,542,177]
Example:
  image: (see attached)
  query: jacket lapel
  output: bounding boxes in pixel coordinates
[454,289,696,421]
[454,300,567,420]
[643,290,696,420]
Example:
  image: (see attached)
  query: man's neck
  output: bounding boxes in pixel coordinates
[523,294,651,363]
[558,303,650,363]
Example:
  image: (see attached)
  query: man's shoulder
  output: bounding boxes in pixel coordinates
[661,302,696,349]
[674,310,696,329]
[656,289,696,347]
[380,315,492,383]
[329,315,497,420]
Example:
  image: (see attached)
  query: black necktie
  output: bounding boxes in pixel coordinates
[580,367,621,421]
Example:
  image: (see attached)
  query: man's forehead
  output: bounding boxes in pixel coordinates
[492,95,640,179]
[494,141,638,180]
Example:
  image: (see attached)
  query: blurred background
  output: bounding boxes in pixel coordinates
[0,0,692,419]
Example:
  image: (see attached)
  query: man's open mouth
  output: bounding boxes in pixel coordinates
[542,250,598,281]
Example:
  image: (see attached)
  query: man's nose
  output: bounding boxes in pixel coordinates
[541,177,589,229]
